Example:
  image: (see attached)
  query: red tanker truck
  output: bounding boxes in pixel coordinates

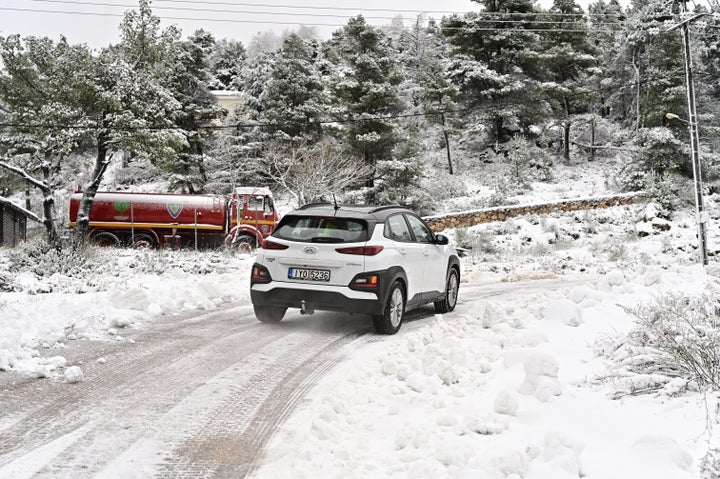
[68,187,280,250]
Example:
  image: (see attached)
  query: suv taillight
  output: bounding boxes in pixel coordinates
[262,239,289,250]
[251,264,272,284]
[336,246,384,256]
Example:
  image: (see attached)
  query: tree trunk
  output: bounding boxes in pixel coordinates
[590,115,596,162]
[563,96,571,162]
[494,116,503,143]
[563,120,571,162]
[74,134,112,245]
[441,112,453,175]
[632,50,641,132]
[40,160,60,248]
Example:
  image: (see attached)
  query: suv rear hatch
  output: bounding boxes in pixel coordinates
[261,215,375,288]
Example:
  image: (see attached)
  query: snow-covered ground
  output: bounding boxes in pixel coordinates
[1,157,720,478]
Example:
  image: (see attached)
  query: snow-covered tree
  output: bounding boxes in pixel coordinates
[412,21,464,174]
[72,1,185,244]
[536,0,598,161]
[442,0,544,143]
[587,0,627,121]
[208,38,246,91]
[204,49,276,192]
[0,35,97,246]
[326,17,406,184]
[163,30,224,193]
[262,34,328,142]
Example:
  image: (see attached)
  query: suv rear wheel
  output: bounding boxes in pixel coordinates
[254,305,287,323]
[434,268,459,314]
[372,281,405,335]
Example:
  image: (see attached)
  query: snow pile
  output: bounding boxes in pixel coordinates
[252,265,720,479]
[0,246,254,376]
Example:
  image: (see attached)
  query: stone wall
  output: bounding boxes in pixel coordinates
[423,193,647,232]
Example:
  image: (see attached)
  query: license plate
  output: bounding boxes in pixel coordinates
[288,267,331,282]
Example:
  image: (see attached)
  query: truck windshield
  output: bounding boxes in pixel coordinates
[273,216,368,243]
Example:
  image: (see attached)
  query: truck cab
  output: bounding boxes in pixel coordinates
[226,187,281,251]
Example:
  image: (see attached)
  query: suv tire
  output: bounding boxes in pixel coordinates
[434,268,459,314]
[254,305,287,323]
[372,281,405,335]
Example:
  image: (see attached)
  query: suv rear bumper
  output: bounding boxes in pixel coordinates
[251,283,383,315]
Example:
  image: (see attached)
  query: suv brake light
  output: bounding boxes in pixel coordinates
[251,264,272,284]
[335,246,384,256]
[262,239,288,250]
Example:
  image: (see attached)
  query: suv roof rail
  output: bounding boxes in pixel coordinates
[294,203,405,214]
[368,205,404,213]
[297,202,333,210]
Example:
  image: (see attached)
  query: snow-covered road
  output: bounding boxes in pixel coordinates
[1,244,719,479]
[0,277,584,479]
[0,301,378,478]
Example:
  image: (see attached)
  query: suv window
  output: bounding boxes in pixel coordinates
[405,214,434,244]
[385,214,412,242]
[274,215,369,243]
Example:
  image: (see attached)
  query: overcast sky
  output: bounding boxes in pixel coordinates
[0,0,484,50]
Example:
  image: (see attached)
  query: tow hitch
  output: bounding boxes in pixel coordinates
[300,300,315,315]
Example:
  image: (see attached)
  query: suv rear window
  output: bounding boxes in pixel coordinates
[273,215,369,243]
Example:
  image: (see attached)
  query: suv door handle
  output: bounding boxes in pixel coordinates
[398,248,407,255]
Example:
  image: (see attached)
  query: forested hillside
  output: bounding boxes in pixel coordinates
[1,0,719,247]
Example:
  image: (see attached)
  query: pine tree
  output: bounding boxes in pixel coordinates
[163,30,224,193]
[262,34,328,142]
[208,38,246,91]
[397,19,463,174]
[442,0,544,143]
[325,16,406,189]
[536,0,598,161]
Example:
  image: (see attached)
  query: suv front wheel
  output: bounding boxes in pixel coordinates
[434,268,459,314]
[372,281,405,335]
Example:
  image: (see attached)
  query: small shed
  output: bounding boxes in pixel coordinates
[0,196,40,247]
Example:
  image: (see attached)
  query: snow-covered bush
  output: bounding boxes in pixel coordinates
[420,173,468,202]
[454,228,498,255]
[7,238,96,279]
[701,448,720,479]
[626,291,720,391]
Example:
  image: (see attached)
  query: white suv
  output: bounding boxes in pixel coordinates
[250,204,460,334]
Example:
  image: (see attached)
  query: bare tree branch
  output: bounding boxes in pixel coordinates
[0,159,46,190]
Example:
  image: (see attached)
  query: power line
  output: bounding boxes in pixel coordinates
[5,5,713,34]
[29,0,451,22]
[0,7,635,33]
[84,0,471,15]
[25,0,631,26]
[30,0,640,18]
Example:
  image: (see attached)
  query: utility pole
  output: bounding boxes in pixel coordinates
[669,4,709,265]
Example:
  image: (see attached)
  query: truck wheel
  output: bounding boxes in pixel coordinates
[434,267,459,314]
[372,281,405,335]
[254,305,286,323]
[93,232,120,247]
[232,234,256,253]
[130,233,156,248]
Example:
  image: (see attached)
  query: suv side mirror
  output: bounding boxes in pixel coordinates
[434,234,449,245]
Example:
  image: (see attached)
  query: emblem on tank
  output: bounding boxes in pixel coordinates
[167,203,183,219]
[114,201,130,220]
